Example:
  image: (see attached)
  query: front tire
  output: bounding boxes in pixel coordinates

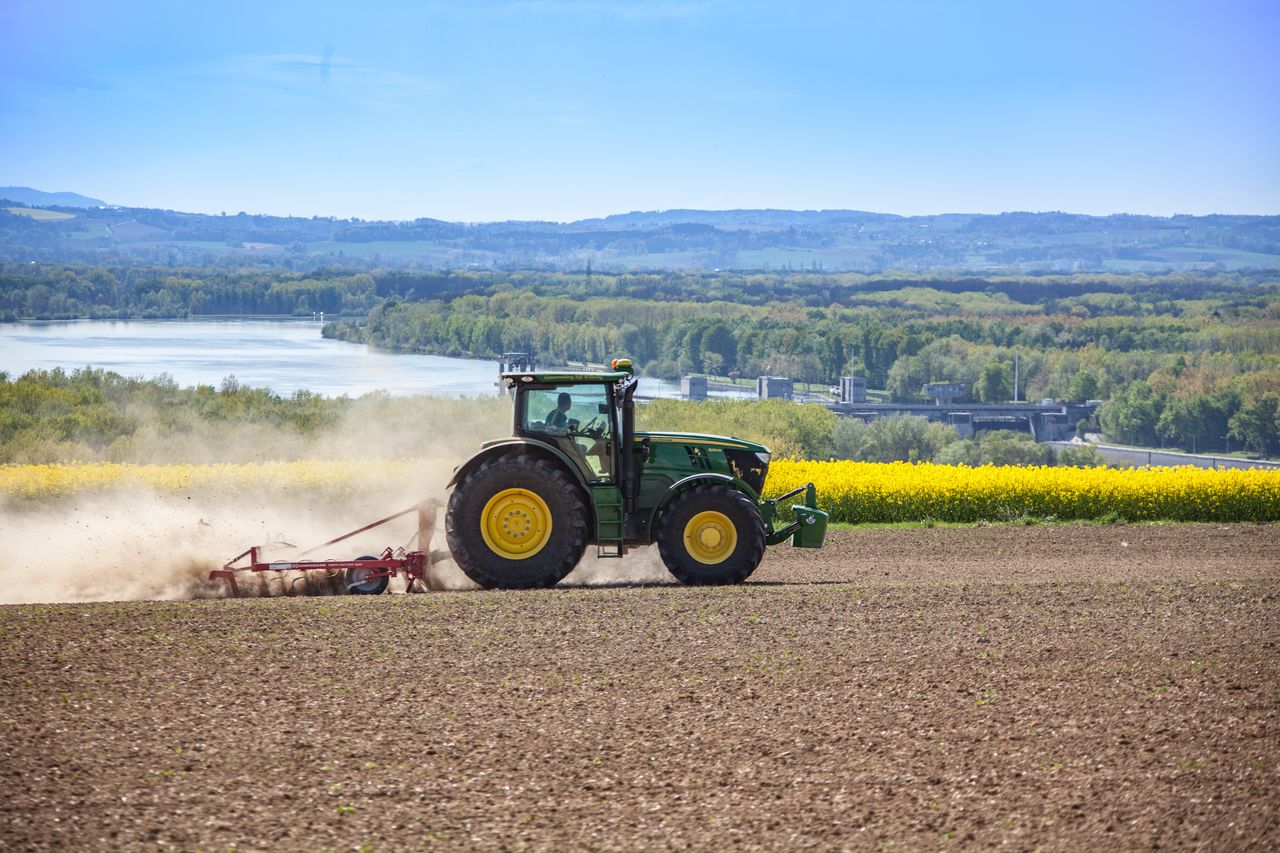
[657,485,766,585]
[446,454,589,589]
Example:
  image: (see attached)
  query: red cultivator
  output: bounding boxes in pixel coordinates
[210,499,446,597]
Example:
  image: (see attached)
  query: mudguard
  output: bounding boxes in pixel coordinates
[447,439,593,492]
[643,472,742,544]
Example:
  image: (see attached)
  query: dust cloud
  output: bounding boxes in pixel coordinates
[563,546,675,586]
[96,392,515,465]
[0,464,455,605]
[0,393,675,604]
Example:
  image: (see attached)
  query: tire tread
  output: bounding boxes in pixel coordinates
[657,484,765,585]
[446,454,588,589]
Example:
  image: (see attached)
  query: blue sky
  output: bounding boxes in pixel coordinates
[1,0,1276,221]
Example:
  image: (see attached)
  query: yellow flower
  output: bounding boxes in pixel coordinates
[766,459,1280,523]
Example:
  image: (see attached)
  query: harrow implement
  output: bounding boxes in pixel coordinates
[211,499,446,597]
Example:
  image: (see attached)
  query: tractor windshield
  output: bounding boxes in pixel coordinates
[520,383,615,481]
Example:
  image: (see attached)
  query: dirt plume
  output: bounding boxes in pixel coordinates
[0,454,468,604]
[563,545,675,586]
[100,392,514,464]
[0,384,517,602]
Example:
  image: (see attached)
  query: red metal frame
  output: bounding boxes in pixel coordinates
[210,500,441,597]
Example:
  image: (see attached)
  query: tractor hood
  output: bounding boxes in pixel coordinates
[637,431,770,455]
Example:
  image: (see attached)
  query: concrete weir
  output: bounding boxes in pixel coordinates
[827,400,1100,443]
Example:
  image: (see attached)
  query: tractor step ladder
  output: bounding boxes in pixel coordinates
[592,489,625,558]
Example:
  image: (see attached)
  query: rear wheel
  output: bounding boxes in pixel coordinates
[657,485,765,585]
[446,454,589,589]
[345,555,388,595]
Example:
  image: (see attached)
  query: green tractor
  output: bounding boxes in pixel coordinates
[445,359,827,588]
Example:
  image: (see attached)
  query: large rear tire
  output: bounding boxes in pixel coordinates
[657,484,765,585]
[446,454,589,589]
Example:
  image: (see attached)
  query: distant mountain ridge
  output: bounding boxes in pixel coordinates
[0,194,1276,274]
[576,209,898,228]
[0,187,108,208]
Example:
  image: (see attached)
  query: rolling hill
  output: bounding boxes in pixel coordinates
[0,186,108,208]
[0,193,1276,273]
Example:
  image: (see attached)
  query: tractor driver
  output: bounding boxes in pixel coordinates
[545,392,573,432]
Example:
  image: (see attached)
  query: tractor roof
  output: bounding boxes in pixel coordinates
[502,370,631,386]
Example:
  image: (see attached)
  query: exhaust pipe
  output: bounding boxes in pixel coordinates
[620,377,639,517]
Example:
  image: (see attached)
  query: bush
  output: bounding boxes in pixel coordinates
[1057,444,1103,468]
[935,439,981,467]
[832,415,959,463]
[934,430,1054,467]
[979,430,1056,467]
[637,398,837,459]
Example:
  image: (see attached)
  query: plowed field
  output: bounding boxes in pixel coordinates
[2,524,1278,850]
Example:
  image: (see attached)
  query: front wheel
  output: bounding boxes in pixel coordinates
[657,485,766,585]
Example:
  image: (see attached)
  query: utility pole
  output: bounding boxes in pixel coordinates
[1013,354,1020,403]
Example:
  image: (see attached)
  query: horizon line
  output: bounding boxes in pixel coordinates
[3,188,1278,225]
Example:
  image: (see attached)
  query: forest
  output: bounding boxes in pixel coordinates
[3,263,1278,456]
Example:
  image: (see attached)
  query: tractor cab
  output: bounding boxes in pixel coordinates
[508,364,632,484]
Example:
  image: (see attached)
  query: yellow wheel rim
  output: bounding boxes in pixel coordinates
[481,488,552,560]
[683,510,737,565]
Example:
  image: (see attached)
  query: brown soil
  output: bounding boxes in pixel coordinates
[2,524,1277,850]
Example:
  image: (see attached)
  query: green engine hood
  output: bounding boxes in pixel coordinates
[636,431,770,455]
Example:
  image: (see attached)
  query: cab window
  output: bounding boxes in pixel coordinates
[521,384,614,480]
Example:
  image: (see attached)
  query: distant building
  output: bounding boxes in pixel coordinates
[923,382,966,405]
[681,375,708,401]
[499,352,536,373]
[498,352,536,395]
[946,411,974,439]
[757,376,794,400]
[839,376,867,404]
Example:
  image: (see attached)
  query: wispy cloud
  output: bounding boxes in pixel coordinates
[199,53,443,98]
[89,52,450,115]
[426,0,721,21]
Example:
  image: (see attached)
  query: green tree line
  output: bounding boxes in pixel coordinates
[1,368,1103,467]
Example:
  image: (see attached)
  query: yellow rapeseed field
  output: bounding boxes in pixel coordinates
[767,459,1280,523]
[0,460,402,501]
[3,459,1278,523]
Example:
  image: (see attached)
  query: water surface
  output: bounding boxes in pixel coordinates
[0,319,740,399]
[0,319,502,397]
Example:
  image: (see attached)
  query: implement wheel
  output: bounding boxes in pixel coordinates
[657,484,765,585]
[346,556,388,595]
[446,454,588,589]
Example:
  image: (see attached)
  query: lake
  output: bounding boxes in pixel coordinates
[0,319,725,399]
